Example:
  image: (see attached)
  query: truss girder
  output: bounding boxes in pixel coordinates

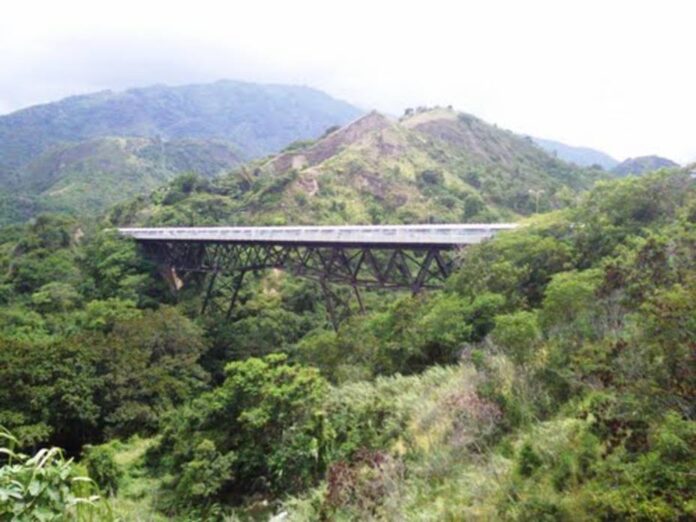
[147,243,451,288]
[140,241,456,323]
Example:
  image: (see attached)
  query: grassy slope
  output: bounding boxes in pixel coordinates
[3,137,244,221]
[111,108,608,228]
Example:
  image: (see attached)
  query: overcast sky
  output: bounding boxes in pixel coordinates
[1,0,694,163]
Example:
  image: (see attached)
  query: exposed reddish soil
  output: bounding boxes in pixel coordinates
[270,111,394,173]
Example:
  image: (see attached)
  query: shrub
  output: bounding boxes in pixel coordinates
[586,412,696,520]
[31,282,81,313]
[516,442,542,477]
[153,354,328,509]
[323,450,404,519]
[515,498,567,521]
[417,169,444,187]
[0,428,112,520]
[83,443,122,495]
[491,310,540,365]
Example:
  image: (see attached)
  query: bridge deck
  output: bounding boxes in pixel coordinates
[118,224,518,248]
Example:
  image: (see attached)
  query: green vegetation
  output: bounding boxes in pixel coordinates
[110,108,609,230]
[613,155,680,176]
[0,428,112,520]
[0,102,693,520]
[0,80,361,182]
[0,80,362,224]
[4,137,245,224]
[0,169,696,520]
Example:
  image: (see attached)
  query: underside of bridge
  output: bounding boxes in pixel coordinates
[121,224,516,329]
[139,240,456,329]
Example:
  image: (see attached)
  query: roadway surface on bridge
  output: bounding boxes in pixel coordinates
[117,224,518,248]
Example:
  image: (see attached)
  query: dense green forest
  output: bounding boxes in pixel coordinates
[1,165,693,519]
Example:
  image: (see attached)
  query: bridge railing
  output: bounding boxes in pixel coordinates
[118,224,518,246]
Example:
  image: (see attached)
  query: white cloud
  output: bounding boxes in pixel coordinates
[1,0,695,162]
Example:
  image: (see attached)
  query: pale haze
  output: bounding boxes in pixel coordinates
[2,0,694,163]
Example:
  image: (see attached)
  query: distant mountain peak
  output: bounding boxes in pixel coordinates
[532,137,619,170]
[613,155,679,176]
[186,105,610,228]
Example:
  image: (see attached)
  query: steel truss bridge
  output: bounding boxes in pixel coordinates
[119,224,517,328]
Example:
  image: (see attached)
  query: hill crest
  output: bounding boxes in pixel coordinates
[0,80,363,224]
[0,79,362,185]
[115,107,609,228]
[613,155,679,176]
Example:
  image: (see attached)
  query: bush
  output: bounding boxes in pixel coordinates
[540,269,603,344]
[0,428,112,520]
[417,169,444,187]
[323,450,405,519]
[153,354,328,509]
[491,310,540,365]
[515,498,567,521]
[587,412,696,520]
[516,442,542,477]
[83,443,122,495]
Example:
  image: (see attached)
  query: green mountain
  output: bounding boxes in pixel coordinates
[532,137,619,170]
[114,107,608,227]
[613,154,680,176]
[0,80,362,224]
[0,80,361,183]
[13,96,694,522]
[8,137,245,222]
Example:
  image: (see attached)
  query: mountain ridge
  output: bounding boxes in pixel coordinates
[0,79,362,185]
[532,137,619,170]
[111,107,609,228]
[612,155,680,176]
[0,80,363,224]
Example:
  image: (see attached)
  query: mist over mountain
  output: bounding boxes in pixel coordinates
[532,137,619,170]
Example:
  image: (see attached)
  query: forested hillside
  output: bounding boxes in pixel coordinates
[109,107,607,228]
[0,137,244,225]
[1,168,693,520]
[0,80,361,180]
[0,80,362,224]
